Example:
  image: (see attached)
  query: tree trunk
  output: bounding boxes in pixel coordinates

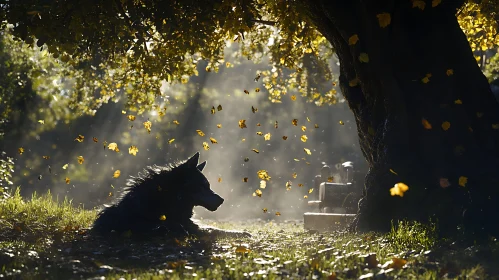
[303,0,499,237]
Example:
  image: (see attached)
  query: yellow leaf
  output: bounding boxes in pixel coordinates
[92,137,98,143]
[282,136,288,140]
[255,88,260,92]
[359,53,369,63]
[108,142,119,152]
[216,124,222,128]
[77,156,84,164]
[301,126,306,132]
[196,130,205,136]
[173,120,180,125]
[339,120,344,125]
[328,176,334,182]
[454,99,462,104]
[244,89,250,94]
[260,180,266,189]
[159,215,167,221]
[349,77,359,87]
[211,106,216,114]
[377,13,391,28]
[306,117,311,122]
[129,145,139,156]
[254,189,263,197]
[459,176,468,187]
[304,148,312,155]
[412,0,426,10]
[113,170,121,178]
[42,155,50,160]
[143,120,152,134]
[218,177,222,183]
[441,121,451,131]
[292,119,298,126]
[291,95,297,101]
[256,132,263,136]
[239,120,247,128]
[74,135,85,142]
[18,147,24,154]
[210,137,218,144]
[252,149,259,153]
[432,0,441,7]
[264,133,271,141]
[314,124,319,128]
[286,181,292,190]
[390,182,409,197]
[389,169,398,175]
[235,245,251,254]
[275,211,281,216]
[257,170,271,180]
[292,172,297,179]
[62,164,68,169]
[298,183,304,187]
[168,138,175,144]
[128,115,136,121]
[308,188,314,194]
[202,142,210,150]
[65,177,70,184]
[301,135,308,142]
[262,208,267,213]
[38,120,45,124]
[422,119,432,129]
[446,69,454,76]
[348,34,359,45]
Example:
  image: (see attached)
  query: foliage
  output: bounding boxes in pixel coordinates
[0,190,497,278]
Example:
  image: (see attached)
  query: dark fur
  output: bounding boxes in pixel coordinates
[91,152,250,238]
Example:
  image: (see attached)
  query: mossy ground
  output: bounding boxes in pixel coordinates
[0,189,497,279]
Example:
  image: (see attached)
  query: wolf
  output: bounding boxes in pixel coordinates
[91,152,250,239]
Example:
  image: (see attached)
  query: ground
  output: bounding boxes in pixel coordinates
[0,190,498,279]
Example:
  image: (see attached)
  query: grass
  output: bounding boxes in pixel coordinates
[0,188,497,279]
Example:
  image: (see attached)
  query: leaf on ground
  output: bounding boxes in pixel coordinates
[389,169,398,175]
[77,156,84,164]
[129,145,138,156]
[304,148,312,155]
[210,137,218,144]
[260,180,266,189]
[113,170,120,178]
[257,170,271,180]
[143,120,152,133]
[264,133,271,141]
[292,119,298,126]
[254,189,263,197]
[239,120,247,128]
[196,130,205,136]
[108,142,119,152]
[203,142,210,150]
[74,135,84,142]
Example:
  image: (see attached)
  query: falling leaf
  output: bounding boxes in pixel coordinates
[339,120,344,125]
[243,177,248,182]
[129,145,139,156]
[62,164,68,169]
[113,170,121,178]
[432,0,442,7]
[298,183,304,187]
[349,78,359,87]
[168,139,175,144]
[457,176,468,187]
[211,106,216,114]
[217,104,222,111]
[108,142,119,152]
[38,120,45,124]
[257,170,271,180]
[300,135,308,142]
[218,177,222,183]
[77,156,84,164]
[308,188,314,194]
[282,136,288,140]
[260,180,266,189]
[209,137,218,144]
[314,124,319,128]
[128,115,136,121]
[74,135,85,142]
[173,120,180,125]
[377,13,391,27]
[292,172,297,179]
[348,34,359,45]
[203,142,210,150]
[262,208,268,213]
[256,132,263,136]
[252,149,259,153]
[255,74,261,82]
[359,53,369,63]
[389,169,398,175]
[143,120,152,134]
[439,178,451,188]
[412,0,426,10]
[254,189,263,197]
[389,257,408,269]
[421,76,430,83]
[422,119,432,129]
[454,99,462,104]
[441,121,451,131]
[244,157,249,162]
[18,147,24,154]
[255,88,260,92]
[291,95,297,101]
[328,176,334,182]
[285,181,292,191]
[256,123,261,126]
[239,120,247,128]
[446,69,454,76]
[301,126,306,132]
[92,137,98,143]
[235,245,251,254]
[275,212,281,216]
[121,110,126,114]
[264,133,271,141]
[304,148,312,155]
[196,130,205,136]
[244,90,250,94]
[304,195,308,199]
[492,124,499,130]
[159,215,167,221]
[65,177,70,184]
[292,119,298,126]
[217,124,222,128]
[390,182,409,197]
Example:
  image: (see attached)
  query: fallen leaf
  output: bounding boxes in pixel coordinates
[252,149,259,153]
[196,130,205,136]
[113,170,121,178]
[260,180,266,189]
[108,142,119,152]
[65,177,70,184]
[129,145,139,156]
[239,120,247,128]
[264,133,271,141]
[74,135,84,142]
[304,148,312,155]
[257,170,271,180]
[292,119,298,126]
[254,189,263,197]
[143,120,152,134]
[217,124,222,128]
[203,142,210,150]
[18,147,24,154]
[77,156,84,164]
[128,115,136,121]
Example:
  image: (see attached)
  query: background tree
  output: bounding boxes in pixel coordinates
[2,0,499,236]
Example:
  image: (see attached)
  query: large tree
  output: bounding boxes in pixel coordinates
[3,0,499,236]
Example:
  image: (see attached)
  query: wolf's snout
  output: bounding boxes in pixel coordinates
[193,190,224,212]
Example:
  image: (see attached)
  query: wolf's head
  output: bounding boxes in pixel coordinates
[176,152,224,211]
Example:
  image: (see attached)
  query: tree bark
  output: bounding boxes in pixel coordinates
[302,0,499,237]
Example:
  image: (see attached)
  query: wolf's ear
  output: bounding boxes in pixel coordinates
[197,161,207,171]
[185,151,200,168]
